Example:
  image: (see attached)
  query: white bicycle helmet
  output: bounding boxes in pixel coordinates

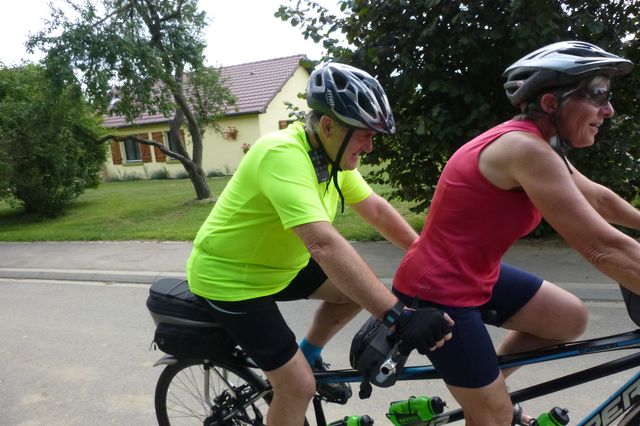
[307,63,396,134]
[503,41,633,107]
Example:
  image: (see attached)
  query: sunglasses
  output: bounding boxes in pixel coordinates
[572,85,612,107]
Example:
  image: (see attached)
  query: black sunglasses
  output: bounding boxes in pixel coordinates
[572,86,612,107]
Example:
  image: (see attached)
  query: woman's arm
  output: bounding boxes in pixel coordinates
[481,131,640,293]
[570,166,640,230]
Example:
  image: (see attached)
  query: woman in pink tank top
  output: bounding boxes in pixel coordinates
[393,41,640,425]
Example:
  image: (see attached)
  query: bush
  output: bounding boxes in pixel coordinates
[0,63,105,216]
[150,168,171,180]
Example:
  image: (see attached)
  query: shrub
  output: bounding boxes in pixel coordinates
[0,63,106,216]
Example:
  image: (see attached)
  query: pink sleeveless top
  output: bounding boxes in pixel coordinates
[393,120,543,306]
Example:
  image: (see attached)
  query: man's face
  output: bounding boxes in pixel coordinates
[321,117,376,170]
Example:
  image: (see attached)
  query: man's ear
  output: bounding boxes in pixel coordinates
[319,115,333,138]
[540,93,558,114]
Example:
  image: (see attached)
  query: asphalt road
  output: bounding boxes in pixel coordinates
[0,276,637,425]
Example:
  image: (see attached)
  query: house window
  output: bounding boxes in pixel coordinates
[165,131,182,152]
[279,120,296,130]
[123,139,141,162]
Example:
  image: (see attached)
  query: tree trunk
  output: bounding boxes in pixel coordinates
[168,108,212,200]
[182,160,211,200]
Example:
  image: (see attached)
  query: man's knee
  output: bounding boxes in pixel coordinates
[274,372,316,402]
[310,279,357,304]
[267,353,317,402]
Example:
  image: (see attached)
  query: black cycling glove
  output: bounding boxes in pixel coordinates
[395,307,451,355]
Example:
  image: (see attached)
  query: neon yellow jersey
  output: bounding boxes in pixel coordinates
[186,122,372,301]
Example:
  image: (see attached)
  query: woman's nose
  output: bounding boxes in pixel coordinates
[602,101,615,118]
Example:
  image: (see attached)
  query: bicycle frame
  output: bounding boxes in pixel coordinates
[311,329,640,425]
[148,277,640,425]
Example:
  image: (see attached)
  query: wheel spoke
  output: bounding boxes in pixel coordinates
[155,359,270,425]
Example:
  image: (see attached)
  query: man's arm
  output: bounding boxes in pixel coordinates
[350,192,419,250]
[293,220,397,318]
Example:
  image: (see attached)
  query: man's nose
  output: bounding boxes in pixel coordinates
[363,138,374,153]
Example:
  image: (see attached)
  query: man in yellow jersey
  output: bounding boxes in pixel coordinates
[187,63,453,425]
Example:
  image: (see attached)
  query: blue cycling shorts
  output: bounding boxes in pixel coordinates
[393,263,543,388]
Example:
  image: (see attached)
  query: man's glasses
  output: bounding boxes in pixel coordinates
[572,86,612,107]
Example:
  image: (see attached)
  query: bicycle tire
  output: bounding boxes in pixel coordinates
[155,358,272,426]
[617,402,640,426]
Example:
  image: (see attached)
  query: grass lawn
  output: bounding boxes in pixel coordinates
[0,176,425,242]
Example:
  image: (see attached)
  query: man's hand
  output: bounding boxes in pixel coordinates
[395,308,454,354]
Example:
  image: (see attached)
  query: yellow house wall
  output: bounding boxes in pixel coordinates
[200,114,261,175]
[258,66,309,136]
[200,66,309,174]
[103,65,310,180]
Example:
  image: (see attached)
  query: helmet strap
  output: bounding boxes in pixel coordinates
[312,127,354,214]
[541,88,574,175]
[549,134,573,175]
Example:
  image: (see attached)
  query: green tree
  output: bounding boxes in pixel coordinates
[0,63,106,216]
[277,0,640,212]
[28,0,235,200]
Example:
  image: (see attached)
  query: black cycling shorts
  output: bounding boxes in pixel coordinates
[197,258,327,371]
[393,263,543,388]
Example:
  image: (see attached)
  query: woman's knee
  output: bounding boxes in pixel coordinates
[563,298,588,339]
[512,282,588,340]
[449,376,513,425]
[464,398,513,425]
[545,286,588,340]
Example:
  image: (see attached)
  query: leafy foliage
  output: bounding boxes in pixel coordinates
[28,0,236,200]
[0,64,106,216]
[277,0,640,212]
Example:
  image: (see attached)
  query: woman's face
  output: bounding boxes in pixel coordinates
[558,77,615,148]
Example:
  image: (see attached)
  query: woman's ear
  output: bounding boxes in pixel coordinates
[539,93,558,114]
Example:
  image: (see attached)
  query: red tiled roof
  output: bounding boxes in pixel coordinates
[103,54,307,128]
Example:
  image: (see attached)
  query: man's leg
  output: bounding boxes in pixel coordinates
[273,259,361,403]
[263,351,316,426]
[275,260,362,365]
[304,279,362,348]
[198,296,315,424]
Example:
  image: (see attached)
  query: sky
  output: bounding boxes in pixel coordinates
[0,0,335,67]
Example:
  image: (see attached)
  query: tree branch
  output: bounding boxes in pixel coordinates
[98,133,192,164]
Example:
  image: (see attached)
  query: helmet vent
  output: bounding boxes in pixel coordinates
[358,92,375,116]
[333,72,348,90]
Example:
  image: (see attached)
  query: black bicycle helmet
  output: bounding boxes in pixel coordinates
[503,41,634,107]
[307,63,396,134]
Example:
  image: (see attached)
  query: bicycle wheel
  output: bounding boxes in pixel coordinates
[155,358,272,426]
[617,402,640,426]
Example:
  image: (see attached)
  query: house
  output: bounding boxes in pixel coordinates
[102,54,310,180]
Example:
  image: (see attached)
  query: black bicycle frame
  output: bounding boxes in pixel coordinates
[313,329,640,425]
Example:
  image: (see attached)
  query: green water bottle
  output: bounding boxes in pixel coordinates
[531,407,570,426]
[386,395,445,426]
[327,414,374,426]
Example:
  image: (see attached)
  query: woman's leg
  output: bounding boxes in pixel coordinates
[446,373,514,426]
[392,294,514,425]
[497,280,588,376]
